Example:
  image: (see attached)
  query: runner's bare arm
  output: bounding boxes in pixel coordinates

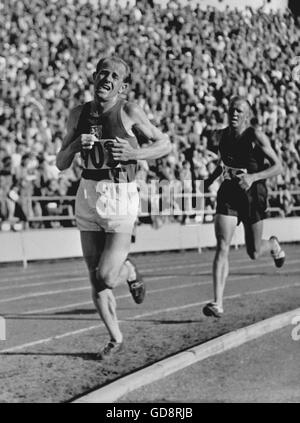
[112,103,171,161]
[204,159,223,190]
[203,129,224,189]
[56,106,83,171]
[252,129,283,181]
[237,130,283,190]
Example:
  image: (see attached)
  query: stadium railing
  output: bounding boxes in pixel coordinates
[20,190,300,224]
[1,190,300,230]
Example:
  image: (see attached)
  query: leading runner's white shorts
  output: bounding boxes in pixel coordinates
[75,179,139,233]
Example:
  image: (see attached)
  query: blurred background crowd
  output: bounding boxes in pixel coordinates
[0,0,300,229]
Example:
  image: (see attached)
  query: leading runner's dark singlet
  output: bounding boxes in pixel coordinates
[216,126,268,224]
[75,99,139,183]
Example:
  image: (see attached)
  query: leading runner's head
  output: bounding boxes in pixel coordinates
[228,96,253,134]
[93,56,131,103]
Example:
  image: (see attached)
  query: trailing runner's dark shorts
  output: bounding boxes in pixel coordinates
[216,180,267,225]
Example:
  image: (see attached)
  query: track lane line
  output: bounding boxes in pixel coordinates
[1,254,298,284]
[0,270,86,284]
[1,259,299,304]
[19,265,299,316]
[0,277,87,291]
[1,282,300,354]
[0,253,203,277]
[0,275,176,304]
[2,260,299,293]
[0,253,232,278]
[5,274,258,316]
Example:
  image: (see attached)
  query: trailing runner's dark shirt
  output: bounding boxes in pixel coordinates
[216,126,268,220]
[218,126,265,174]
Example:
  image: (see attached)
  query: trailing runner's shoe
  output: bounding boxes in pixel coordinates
[97,340,123,360]
[202,302,224,318]
[125,258,146,304]
[270,236,286,268]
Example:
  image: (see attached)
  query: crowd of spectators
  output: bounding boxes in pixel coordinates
[0,0,300,229]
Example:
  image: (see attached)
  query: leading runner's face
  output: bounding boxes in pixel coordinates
[93,61,127,102]
[228,100,250,131]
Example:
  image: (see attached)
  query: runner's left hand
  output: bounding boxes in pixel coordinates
[236,174,256,190]
[111,137,137,161]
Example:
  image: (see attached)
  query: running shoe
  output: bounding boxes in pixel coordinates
[125,258,146,304]
[270,236,286,268]
[97,340,123,360]
[202,302,224,318]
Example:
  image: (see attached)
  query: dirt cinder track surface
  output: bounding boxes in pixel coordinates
[0,245,299,403]
[119,326,300,403]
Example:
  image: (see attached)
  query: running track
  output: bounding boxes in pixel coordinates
[0,245,299,402]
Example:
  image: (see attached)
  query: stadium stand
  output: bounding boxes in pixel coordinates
[0,0,299,230]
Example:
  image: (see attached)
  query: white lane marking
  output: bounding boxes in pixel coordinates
[131,274,257,297]
[2,254,297,284]
[0,276,175,305]
[8,274,258,316]
[0,270,85,284]
[127,282,300,320]
[0,265,83,277]
[8,264,300,316]
[189,260,300,275]
[126,282,300,320]
[22,300,92,316]
[0,277,87,291]
[1,282,300,354]
[0,244,297,280]
[0,259,211,282]
[0,254,201,278]
[1,258,299,293]
[0,325,103,353]
[0,260,234,291]
[1,270,191,291]
[141,257,279,273]
[1,259,299,305]
[0,254,219,278]
[0,286,89,304]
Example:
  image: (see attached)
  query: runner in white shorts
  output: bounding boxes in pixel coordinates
[56,56,171,359]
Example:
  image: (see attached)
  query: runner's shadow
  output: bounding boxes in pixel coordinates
[146,272,211,278]
[53,309,96,315]
[127,319,202,324]
[229,272,272,276]
[182,272,211,277]
[190,271,271,277]
[143,273,182,278]
[0,352,105,361]
[3,314,98,321]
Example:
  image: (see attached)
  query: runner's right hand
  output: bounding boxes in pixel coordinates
[81,134,97,150]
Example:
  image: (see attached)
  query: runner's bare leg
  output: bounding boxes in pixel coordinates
[80,231,131,343]
[213,214,237,308]
[244,220,273,259]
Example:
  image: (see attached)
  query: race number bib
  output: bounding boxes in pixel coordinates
[222,164,247,180]
[82,139,120,170]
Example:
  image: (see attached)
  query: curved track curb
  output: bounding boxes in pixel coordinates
[72,307,300,403]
